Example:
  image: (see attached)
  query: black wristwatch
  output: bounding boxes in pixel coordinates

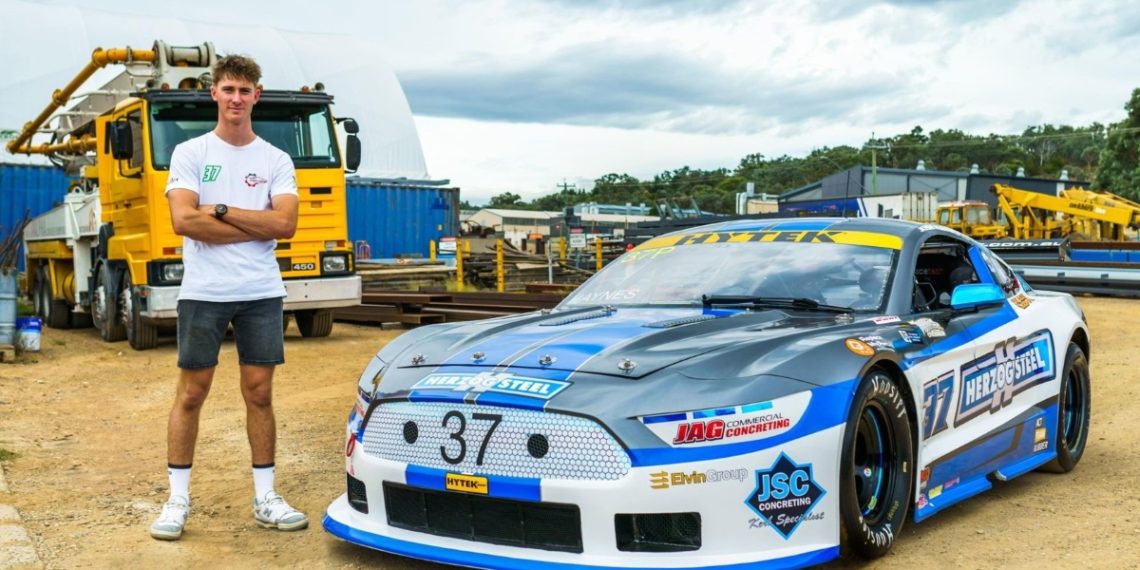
[214,203,228,220]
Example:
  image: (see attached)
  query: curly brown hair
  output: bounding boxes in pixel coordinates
[212,54,262,85]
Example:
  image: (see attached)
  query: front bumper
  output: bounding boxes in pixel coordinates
[324,423,844,569]
[139,275,361,318]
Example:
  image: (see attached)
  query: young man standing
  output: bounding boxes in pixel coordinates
[150,54,306,540]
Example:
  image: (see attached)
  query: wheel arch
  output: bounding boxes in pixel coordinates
[1069,325,1090,363]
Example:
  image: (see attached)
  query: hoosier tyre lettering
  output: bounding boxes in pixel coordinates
[840,369,914,559]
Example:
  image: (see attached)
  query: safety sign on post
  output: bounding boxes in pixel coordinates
[569,228,586,249]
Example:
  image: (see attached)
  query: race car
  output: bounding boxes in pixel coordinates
[324,217,1091,569]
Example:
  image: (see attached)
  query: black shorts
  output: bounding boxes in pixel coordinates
[176,298,285,369]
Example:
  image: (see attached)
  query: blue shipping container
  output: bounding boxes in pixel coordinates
[346,179,460,260]
[0,164,71,271]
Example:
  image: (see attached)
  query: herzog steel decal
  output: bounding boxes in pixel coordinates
[956,330,1054,424]
[412,372,570,400]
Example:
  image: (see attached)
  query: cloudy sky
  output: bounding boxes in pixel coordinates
[3,0,1139,203]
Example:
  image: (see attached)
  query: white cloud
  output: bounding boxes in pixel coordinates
[5,0,1140,203]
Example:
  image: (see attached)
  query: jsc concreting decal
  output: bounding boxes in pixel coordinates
[956,330,1054,424]
[744,452,825,539]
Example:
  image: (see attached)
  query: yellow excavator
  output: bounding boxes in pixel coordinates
[992,184,1140,240]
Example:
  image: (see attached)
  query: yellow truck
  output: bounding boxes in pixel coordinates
[8,41,362,349]
[934,200,1008,239]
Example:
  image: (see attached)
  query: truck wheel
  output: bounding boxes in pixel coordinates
[1040,343,1090,473]
[840,370,913,559]
[93,263,126,342]
[122,275,158,350]
[37,266,71,329]
[295,309,333,337]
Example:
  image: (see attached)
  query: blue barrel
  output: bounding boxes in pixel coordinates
[0,271,16,345]
[16,316,41,352]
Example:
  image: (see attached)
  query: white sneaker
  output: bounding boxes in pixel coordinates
[252,491,308,531]
[150,496,190,540]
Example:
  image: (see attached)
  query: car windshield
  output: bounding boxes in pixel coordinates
[561,229,898,311]
[149,101,341,169]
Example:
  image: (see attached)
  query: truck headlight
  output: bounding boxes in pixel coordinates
[162,263,184,282]
[322,253,348,273]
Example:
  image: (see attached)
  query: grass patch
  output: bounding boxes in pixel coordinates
[0,448,17,462]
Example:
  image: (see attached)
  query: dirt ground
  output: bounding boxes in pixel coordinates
[1,297,1139,570]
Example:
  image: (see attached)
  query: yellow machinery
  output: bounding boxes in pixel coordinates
[934,201,1008,239]
[8,40,362,349]
[992,184,1140,240]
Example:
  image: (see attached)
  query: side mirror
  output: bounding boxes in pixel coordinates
[339,117,360,134]
[107,120,133,160]
[345,135,361,173]
[950,283,1005,311]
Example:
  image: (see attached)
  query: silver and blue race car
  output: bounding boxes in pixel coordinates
[324,218,1091,569]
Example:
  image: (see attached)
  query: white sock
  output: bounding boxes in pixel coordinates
[253,464,275,500]
[167,464,191,502]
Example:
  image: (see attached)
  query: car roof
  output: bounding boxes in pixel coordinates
[661,217,928,241]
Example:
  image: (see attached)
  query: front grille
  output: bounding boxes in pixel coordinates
[615,512,702,552]
[363,401,630,480]
[384,483,583,553]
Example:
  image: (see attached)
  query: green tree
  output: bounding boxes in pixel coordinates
[1095,88,1140,198]
[488,191,526,209]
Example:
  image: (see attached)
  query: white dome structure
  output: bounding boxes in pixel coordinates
[0,0,430,180]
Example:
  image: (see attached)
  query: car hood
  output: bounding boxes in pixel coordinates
[388,305,851,380]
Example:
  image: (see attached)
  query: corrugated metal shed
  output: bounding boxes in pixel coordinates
[346,179,460,260]
[0,164,70,271]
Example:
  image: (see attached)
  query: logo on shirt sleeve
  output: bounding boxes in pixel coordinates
[202,165,222,182]
[244,173,268,187]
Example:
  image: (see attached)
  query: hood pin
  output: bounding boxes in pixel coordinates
[617,358,637,373]
[538,354,557,366]
[410,354,426,365]
[472,351,486,363]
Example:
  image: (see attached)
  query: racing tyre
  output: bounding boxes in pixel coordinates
[840,369,914,559]
[122,274,158,350]
[1040,343,1090,473]
[295,309,333,338]
[93,263,126,342]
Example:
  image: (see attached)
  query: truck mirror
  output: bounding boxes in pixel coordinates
[345,135,361,173]
[340,118,359,135]
[107,120,133,160]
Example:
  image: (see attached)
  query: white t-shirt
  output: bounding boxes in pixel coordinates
[164,132,297,302]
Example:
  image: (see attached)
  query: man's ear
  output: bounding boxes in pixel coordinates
[252,87,261,104]
[210,84,219,102]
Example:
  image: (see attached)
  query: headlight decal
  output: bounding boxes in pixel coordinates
[629,379,855,467]
[640,392,809,448]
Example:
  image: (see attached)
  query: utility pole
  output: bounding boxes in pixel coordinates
[557,179,578,194]
[866,133,888,195]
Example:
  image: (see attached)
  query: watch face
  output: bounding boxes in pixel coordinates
[215,204,227,218]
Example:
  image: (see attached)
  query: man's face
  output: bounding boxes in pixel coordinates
[210,76,260,123]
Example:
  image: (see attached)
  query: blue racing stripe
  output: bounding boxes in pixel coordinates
[405,465,445,491]
[323,514,840,570]
[473,392,547,411]
[642,412,688,424]
[407,390,468,404]
[741,401,774,413]
[901,303,1017,369]
[629,380,856,466]
[404,465,541,502]
[767,220,838,231]
[693,407,736,419]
